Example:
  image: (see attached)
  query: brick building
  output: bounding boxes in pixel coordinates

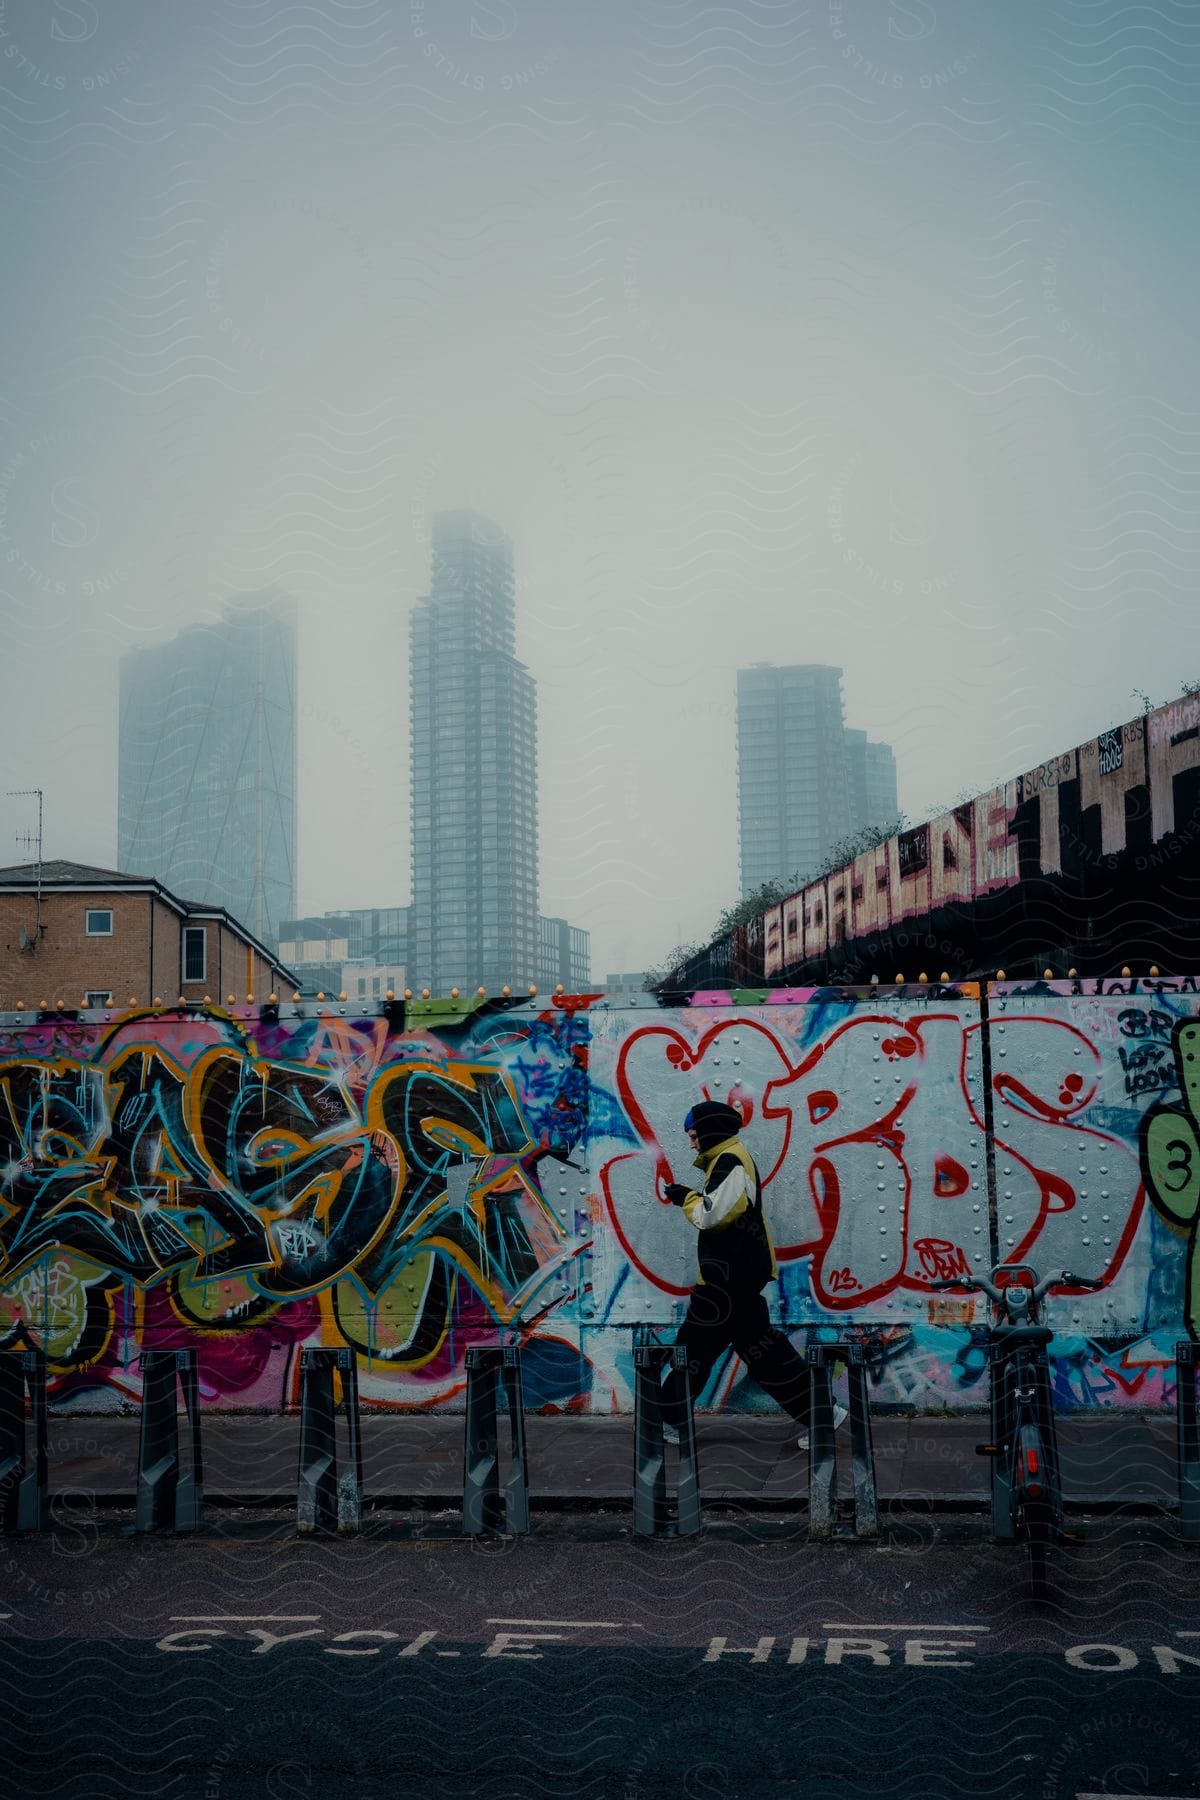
[0,862,298,1011]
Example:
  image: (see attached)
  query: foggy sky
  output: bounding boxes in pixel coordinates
[2,0,1198,979]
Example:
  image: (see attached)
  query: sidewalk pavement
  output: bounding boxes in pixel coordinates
[40,1412,1179,1511]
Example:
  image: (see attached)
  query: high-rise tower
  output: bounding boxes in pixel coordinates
[736,663,855,897]
[409,511,539,991]
[118,592,297,944]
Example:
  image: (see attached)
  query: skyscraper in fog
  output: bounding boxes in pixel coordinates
[409,511,539,991]
[737,664,854,897]
[845,728,900,835]
[118,592,297,944]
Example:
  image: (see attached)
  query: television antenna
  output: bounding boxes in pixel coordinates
[8,788,43,951]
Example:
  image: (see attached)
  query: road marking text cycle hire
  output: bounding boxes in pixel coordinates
[141,1614,1200,1670]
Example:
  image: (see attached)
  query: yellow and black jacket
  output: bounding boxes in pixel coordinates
[679,1135,778,1291]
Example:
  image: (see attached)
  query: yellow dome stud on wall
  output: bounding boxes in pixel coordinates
[940,972,950,983]
[502,985,511,996]
[918,972,928,984]
[404,989,413,1000]
[1121,966,1132,979]
[1067,970,1077,980]
[996,970,1006,981]
[477,987,486,997]
[204,995,212,1005]
[1150,965,1160,977]
[421,988,430,999]
[450,988,460,999]
[528,985,538,996]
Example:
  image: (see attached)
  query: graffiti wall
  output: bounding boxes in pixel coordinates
[0,980,1195,1416]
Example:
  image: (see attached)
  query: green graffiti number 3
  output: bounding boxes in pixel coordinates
[1139,1020,1200,1341]
[1163,1137,1196,1193]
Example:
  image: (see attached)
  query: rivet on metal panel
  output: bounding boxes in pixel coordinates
[1005,1215,1013,1223]
[973,1203,981,1212]
[1082,1236,1091,1245]
[1006,1238,1014,1246]
[1101,1213,1110,1222]
[878,1183,885,1191]
[879,1226,887,1235]
[878,1204,885,1213]
[1101,1189,1109,1198]
[998,1049,1006,1057]
[1099,1166,1108,1175]
[1103,1237,1111,1245]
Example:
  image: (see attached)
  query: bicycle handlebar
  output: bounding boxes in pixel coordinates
[927,1269,1106,1306]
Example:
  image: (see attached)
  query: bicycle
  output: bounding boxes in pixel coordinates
[928,1262,1103,1600]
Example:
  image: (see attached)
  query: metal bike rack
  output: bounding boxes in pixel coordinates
[1178,1340,1200,1544]
[0,1348,48,1534]
[136,1349,203,1532]
[462,1344,530,1535]
[985,1342,1017,1543]
[632,1326,701,1538]
[297,1347,363,1534]
[805,1338,878,1541]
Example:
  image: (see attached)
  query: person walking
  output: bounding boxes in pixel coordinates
[660,1099,845,1447]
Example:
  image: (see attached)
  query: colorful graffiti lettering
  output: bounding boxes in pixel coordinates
[0,982,1191,1413]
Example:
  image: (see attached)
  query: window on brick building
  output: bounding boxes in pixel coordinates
[84,991,112,1008]
[85,909,113,936]
[182,927,207,982]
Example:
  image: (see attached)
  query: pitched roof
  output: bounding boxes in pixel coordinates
[0,860,154,885]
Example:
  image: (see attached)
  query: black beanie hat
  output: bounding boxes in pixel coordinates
[683,1099,743,1150]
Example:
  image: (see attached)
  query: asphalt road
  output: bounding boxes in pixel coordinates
[3,1507,1199,1799]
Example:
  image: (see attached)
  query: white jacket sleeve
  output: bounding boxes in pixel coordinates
[681,1162,751,1232]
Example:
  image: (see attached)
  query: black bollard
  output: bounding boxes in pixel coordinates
[463,1345,529,1536]
[0,1349,48,1534]
[135,1349,203,1532]
[1178,1340,1199,1544]
[632,1327,700,1537]
[297,1348,362,1534]
[805,1338,878,1541]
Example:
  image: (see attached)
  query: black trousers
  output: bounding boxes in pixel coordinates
[661,1282,811,1429]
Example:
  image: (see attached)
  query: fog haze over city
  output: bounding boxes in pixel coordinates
[2,0,1198,976]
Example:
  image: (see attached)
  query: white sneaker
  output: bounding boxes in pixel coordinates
[661,1422,680,1445]
[796,1403,848,1450]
